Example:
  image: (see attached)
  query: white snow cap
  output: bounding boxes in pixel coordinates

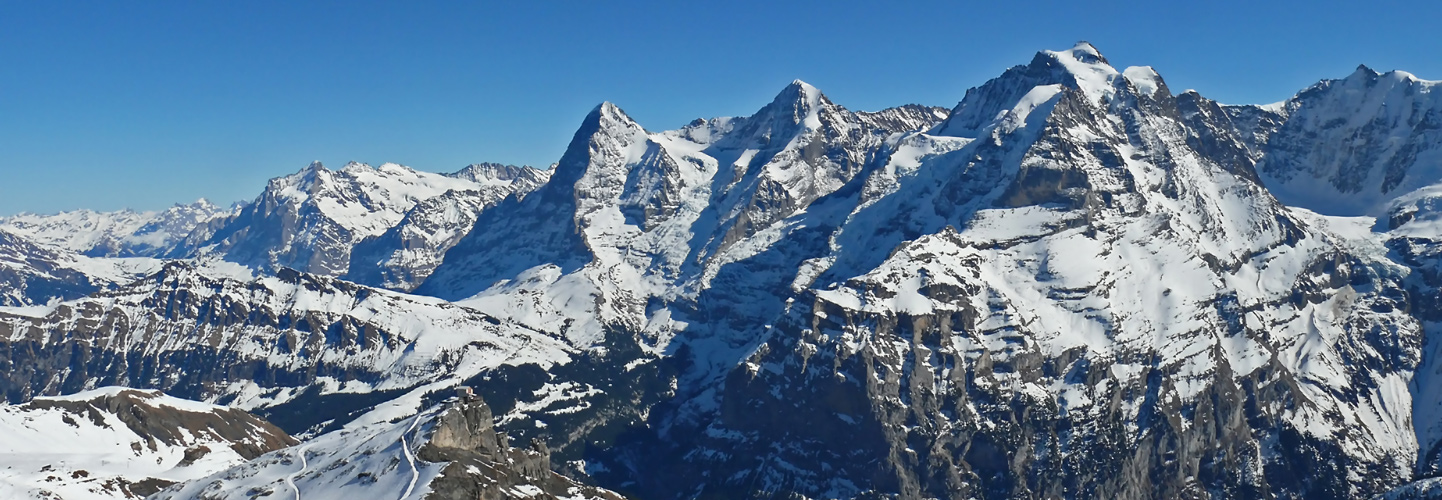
[790,79,820,97]
[768,79,824,109]
[1061,41,1108,64]
[763,79,827,130]
[1340,64,1438,87]
[1041,41,1121,105]
[1123,66,1165,96]
[592,101,642,129]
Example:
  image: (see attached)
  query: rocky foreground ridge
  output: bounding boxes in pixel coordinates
[152,392,623,500]
[0,387,294,498]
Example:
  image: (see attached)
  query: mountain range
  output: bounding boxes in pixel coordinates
[3,42,1442,499]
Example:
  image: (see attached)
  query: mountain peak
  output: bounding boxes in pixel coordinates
[1336,65,1438,89]
[1035,41,1116,72]
[587,101,642,132]
[773,79,823,106]
[340,161,374,173]
[1387,69,1420,82]
[1349,64,1379,81]
[1122,65,1167,96]
[1030,41,1120,105]
[548,101,648,186]
[745,79,828,135]
[450,162,549,185]
[182,198,217,210]
[1064,41,1108,65]
[788,79,820,96]
[933,42,1122,137]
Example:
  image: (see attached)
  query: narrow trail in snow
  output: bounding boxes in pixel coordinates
[285,444,309,500]
[398,414,422,500]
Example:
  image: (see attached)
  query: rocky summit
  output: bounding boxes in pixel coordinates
[3,42,1442,499]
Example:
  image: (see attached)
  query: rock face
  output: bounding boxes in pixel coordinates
[9,42,1442,500]
[414,43,1431,499]
[0,260,576,431]
[345,163,552,291]
[0,228,100,306]
[0,228,168,307]
[415,82,955,340]
[1250,65,1442,215]
[1383,477,1442,499]
[201,161,548,283]
[419,397,625,500]
[153,396,623,500]
[0,387,294,500]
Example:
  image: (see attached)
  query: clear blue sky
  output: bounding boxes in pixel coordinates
[2,0,1437,216]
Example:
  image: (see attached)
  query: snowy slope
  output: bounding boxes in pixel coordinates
[0,199,236,258]
[619,43,1413,499]
[5,41,1442,500]
[346,163,552,291]
[1252,66,1442,216]
[411,42,1430,499]
[0,387,293,500]
[0,228,166,307]
[153,396,621,500]
[0,260,580,431]
[418,82,950,348]
[155,403,450,500]
[203,161,548,281]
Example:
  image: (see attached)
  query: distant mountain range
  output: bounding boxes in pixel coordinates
[3,42,1442,499]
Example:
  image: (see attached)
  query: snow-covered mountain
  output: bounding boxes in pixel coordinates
[0,260,582,434]
[8,42,1442,499]
[154,394,622,500]
[201,161,549,286]
[1249,65,1442,216]
[0,387,293,499]
[0,228,101,307]
[0,199,236,258]
[0,227,165,307]
[416,80,952,316]
[0,200,233,306]
[404,42,1430,499]
[345,163,552,291]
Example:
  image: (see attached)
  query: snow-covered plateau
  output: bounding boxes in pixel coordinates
[5,42,1442,499]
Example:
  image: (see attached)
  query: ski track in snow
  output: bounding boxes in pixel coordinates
[285,444,309,500]
[398,414,422,500]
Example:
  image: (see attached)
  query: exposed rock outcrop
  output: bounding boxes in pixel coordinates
[152,396,623,500]
[420,397,625,500]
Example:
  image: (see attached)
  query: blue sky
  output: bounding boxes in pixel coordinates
[2,0,1438,215]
